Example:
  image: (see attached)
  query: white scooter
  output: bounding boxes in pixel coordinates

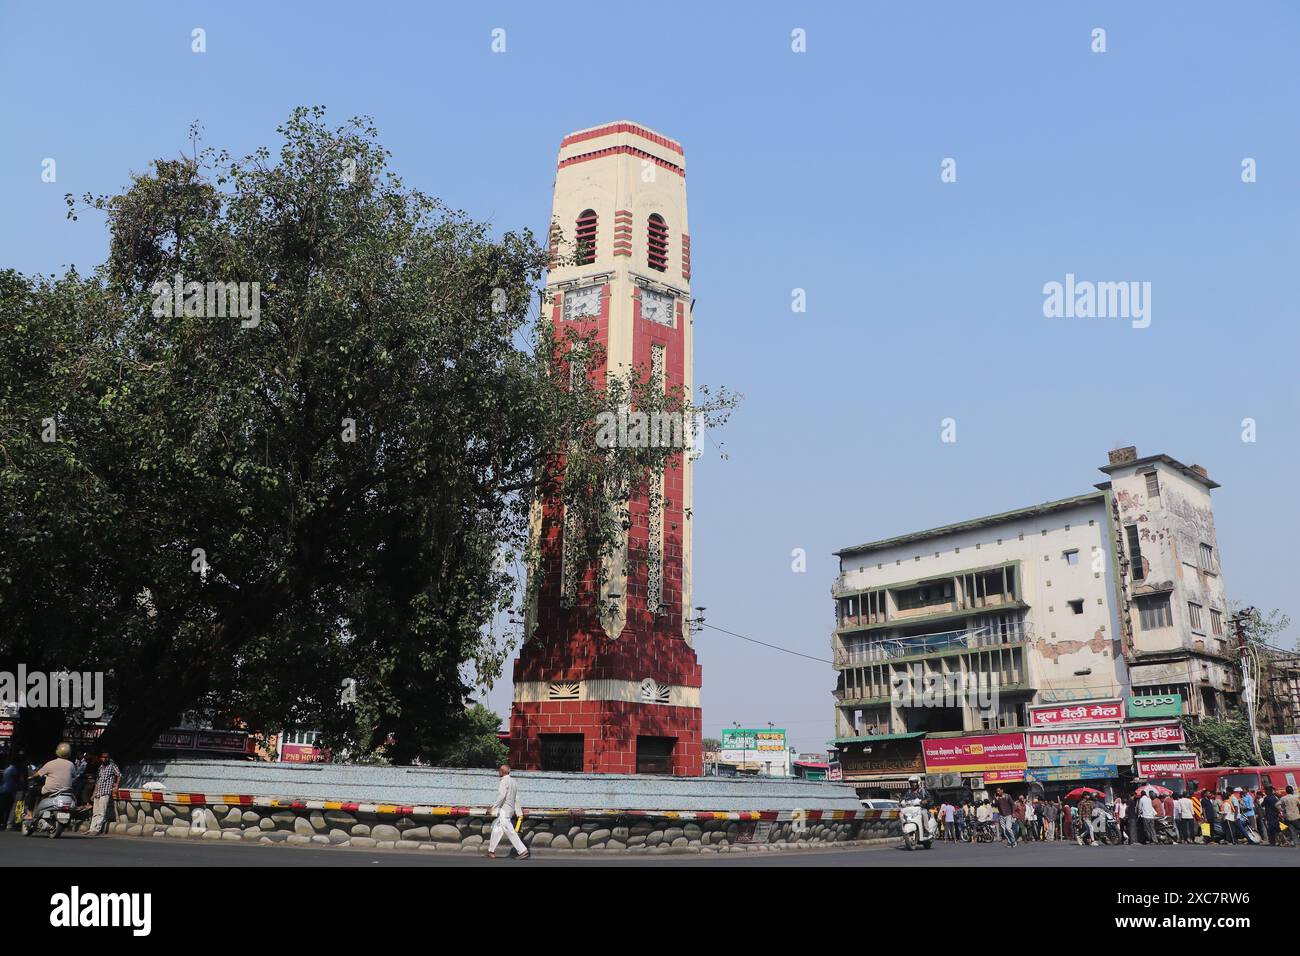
[22,787,77,838]
[901,800,938,850]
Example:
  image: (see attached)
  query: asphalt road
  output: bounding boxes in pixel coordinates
[4,829,1300,866]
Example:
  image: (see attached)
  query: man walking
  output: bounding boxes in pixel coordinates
[1202,790,1222,844]
[487,764,529,860]
[1239,787,1256,840]
[1279,785,1300,846]
[91,751,120,835]
[1221,790,1239,844]
[1139,788,1157,845]
[1261,786,1281,846]
[995,788,1017,847]
[1176,791,1196,843]
[1077,796,1097,846]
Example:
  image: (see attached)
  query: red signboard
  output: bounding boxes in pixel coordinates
[280,743,328,763]
[1028,698,1125,727]
[983,769,1025,784]
[1135,753,1200,776]
[923,734,1027,773]
[1026,727,1124,751]
[1124,722,1186,749]
[0,719,13,739]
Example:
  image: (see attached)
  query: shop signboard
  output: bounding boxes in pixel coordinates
[923,733,1026,773]
[1128,694,1183,719]
[1025,727,1123,750]
[1271,734,1300,764]
[983,769,1025,785]
[1026,764,1117,783]
[1123,721,1185,749]
[1028,698,1125,727]
[1026,747,1131,769]
[1135,752,1200,776]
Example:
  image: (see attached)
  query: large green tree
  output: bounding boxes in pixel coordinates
[0,108,733,764]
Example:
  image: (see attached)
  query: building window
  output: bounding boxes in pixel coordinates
[1136,593,1173,630]
[1125,525,1145,580]
[1144,471,1160,499]
[540,734,585,772]
[1199,542,1215,573]
[1068,599,1084,615]
[575,208,598,265]
[636,736,675,774]
[894,581,952,612]
[1188,602,1204,633]
[647,214,669,272]
[1063,550,1079,565]
[1210,608,1223,636]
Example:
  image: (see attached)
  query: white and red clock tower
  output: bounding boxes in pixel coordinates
[508,122,701,775]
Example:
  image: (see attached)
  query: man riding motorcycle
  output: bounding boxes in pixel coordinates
[899,775,939,849]
[28,742,75,803]
[22,742,81,836]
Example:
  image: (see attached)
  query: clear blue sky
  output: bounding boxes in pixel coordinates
[3,2,1297,752]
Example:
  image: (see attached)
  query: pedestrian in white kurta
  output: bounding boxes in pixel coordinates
[487,764,528,859]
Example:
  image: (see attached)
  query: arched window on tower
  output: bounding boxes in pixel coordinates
[575,209,598,266]
[647,213,669,272]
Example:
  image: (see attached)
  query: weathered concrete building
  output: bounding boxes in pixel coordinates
[831,447,1237,752]
[1098,447,1237,714]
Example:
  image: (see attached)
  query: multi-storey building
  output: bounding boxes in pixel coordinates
[507,122,701,776]
[1100,446,1236,714]
[831,447,1238,754]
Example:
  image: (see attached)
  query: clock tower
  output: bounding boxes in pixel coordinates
[507,122,701,776]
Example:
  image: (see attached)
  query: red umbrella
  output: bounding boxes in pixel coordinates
[1065,787,1105,801]
[1136,784,1172,797]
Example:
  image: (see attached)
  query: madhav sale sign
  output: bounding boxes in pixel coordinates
[1026,727,1124,750]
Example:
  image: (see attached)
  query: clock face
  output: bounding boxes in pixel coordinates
[641,288,673,326]
[564,284,602,321]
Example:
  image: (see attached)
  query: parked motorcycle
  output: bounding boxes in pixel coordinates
[1152,817,1180,845]
[1096,808,1125,845]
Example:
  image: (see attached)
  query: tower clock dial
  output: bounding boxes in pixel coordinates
[640,288,674,327]
[563,284,602,321]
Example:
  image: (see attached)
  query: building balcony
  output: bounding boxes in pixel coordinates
[833,620,1032,668]
[835,598,1026,636]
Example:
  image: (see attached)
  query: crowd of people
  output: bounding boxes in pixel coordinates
[922,783,1300,848]
[0,744,122,834]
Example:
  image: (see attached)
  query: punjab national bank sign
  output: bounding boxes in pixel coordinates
[1027,698,1125,727]
[923,733,1027,773]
